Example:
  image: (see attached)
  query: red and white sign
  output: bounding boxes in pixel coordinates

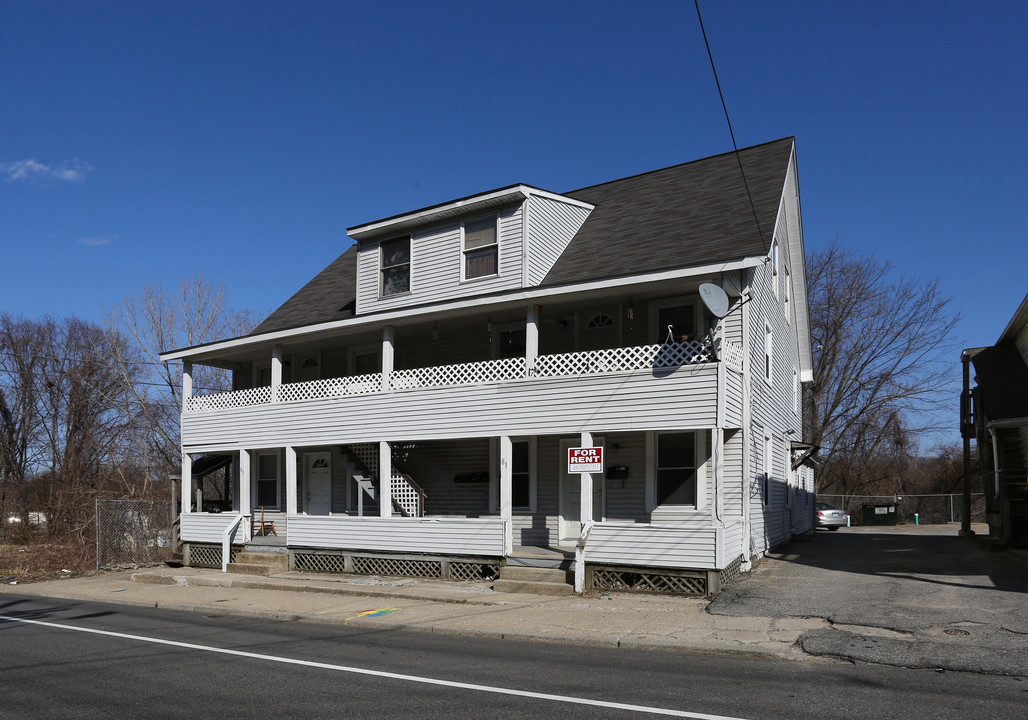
[567,446,604,474]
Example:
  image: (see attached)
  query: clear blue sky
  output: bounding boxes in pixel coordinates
[2,4,1025,361]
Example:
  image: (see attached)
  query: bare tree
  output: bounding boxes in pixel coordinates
[105,272,259,476]
[804,241,960,494]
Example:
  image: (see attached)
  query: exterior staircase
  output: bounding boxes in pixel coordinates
[227,547,289,576]
[344,443,426,517]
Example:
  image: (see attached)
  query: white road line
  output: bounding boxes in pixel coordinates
[0,613,750,720]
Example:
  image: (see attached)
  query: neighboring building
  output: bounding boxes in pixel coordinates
[963,293,1028,547]
[160,137,814,595]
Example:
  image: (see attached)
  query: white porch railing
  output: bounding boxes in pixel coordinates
[390,357,526,391]
[534,339,719,376]
[183,339,739,414]
[186,386,271,413]
[276,372,381,402]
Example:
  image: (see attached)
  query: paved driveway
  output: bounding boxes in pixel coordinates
[708,524,1028,675]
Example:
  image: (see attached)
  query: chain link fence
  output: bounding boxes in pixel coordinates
[95,498,175,569]
[817,493,986,526]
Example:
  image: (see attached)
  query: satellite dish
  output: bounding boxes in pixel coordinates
[699,283,730,318]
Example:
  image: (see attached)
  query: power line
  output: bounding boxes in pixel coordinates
[694,0,770,254]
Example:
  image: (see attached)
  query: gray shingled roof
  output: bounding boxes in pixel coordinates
[546,137,793,287]
[251,137,794,336]
[251,246,357,334]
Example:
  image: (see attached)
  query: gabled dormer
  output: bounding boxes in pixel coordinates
[349,185,593,315]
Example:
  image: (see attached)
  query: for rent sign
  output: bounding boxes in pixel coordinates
[567,446,604,474]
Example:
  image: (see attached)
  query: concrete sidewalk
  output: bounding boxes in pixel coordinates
[2,523,1025,676]
[1,563,822,660]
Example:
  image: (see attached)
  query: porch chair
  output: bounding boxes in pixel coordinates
[252,506,276,537]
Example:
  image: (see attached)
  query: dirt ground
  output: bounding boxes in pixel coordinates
[0,542,95,584]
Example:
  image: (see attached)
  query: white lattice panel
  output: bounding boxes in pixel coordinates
[186,386,271,413]
[534,340,716,378]
[276,373,380,403]
[389,357,526,391]
[721,339,744,370]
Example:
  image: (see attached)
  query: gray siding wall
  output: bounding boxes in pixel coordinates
[746,159,809,556]
[180,512,243,543]
[526,194,592,286]
[355,205,524,314]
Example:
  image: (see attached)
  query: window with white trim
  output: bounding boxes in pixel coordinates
[255,451,280,510]
[462,215,498,280]
[793,368,799,414]
[783,264,791,322]
[655,431,697,507]
[511,440,531,510]
[784,440,793,509]
[380,236,411,296]
[762,435,772,506]
[764,322,773,385]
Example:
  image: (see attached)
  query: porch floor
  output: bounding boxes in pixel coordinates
[510,544,573,569]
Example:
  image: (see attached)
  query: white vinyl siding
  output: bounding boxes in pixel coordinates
[182,367,721,450]
[356,205,524,314]
[585,524,718,570]
[526,194,592,286]
[288,516,505,556]
[181,512,244,543]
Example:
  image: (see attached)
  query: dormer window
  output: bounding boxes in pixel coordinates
[463,215,498,280]
[380,236,410,296]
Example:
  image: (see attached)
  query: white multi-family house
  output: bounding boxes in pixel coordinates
[161,137,814,596]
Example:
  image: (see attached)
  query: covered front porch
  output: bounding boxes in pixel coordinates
[178,427,747,591]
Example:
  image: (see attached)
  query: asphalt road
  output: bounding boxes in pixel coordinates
[1,595,1024,719]
[708,525,1028,676]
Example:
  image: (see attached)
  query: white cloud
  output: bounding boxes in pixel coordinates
[1,158,93,183]
[79,235,115,247]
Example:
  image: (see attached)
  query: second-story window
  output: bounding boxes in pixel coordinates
[463,216,498,280]
[380,236,410,296]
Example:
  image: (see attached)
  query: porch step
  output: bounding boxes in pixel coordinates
[493,565,574,596]
[227,551,289,576]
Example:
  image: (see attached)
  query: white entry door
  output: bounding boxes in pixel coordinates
[559,438,604,543]
[305,453,332,515]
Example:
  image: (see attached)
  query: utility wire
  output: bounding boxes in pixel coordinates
[694,0,770,254]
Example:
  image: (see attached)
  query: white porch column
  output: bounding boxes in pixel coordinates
[271,345,283,402]
[379,441,392,518]
[181,361,193,413]
[285,446,298,516]
[499,435,513,556]
[575,431,595,594]
[180,452,192,516]
[579,431,594,525]
[381,326,394,392]
[239,449,251,516]
[525,306,539,376]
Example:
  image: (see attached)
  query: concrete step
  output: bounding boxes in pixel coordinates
[225,562,278,576]
[233,552,289,572]
[492,578,574,596]
[498,565,570,583]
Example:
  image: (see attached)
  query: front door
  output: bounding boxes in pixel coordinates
[305,453,332,515]
[559,438,604,543]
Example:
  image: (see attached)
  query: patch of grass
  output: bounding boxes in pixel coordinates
[0,542,94,584]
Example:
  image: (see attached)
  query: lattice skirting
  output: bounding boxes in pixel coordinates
[719,555,745,585]
[188,544,237,568]
[590,565,708,596]
[293,551,499,582]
